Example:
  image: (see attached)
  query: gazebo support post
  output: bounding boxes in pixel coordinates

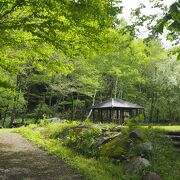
[100,110,103,122]
[129,109,132,118]
[133,109,135,117]
[116,110,119,123]
[98,110,100,122]
[136,109,138,115]
[120,109,124,124]
[106,109,108,121]
[112,109,114,123]
[92,109,95,122]
[109,109,112,123]
[118,110,121,124]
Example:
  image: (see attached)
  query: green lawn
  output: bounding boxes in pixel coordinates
[1,122,179,180]
[0,128,12,132]
[142,125,180,131]
[13,122,180,180]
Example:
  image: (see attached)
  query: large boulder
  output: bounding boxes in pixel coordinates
[110,125,122,132]
[93,132,122,148]
[125,156,150,174]
[142,172,162,180]
[101,134,129,159]
[75,124,89,129]
[129,129,143,141]
[45,117,62,123]
[137,142,153,157]
[92,124,107,132]
[103,131,121,137]
[33,127,45,132]
[73,124,89,137]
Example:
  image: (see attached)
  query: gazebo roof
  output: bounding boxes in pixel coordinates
[91,98,143,109]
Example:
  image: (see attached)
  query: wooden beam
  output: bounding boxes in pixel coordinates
[129,109,132,118]
[106,109,108,121]
[122,109,124,124]
[101,110,103,123]
[92,109,95,122]
[120,109,124,124]
[116,110,119,123]
[109,109,112,123]
[98,110,100,121]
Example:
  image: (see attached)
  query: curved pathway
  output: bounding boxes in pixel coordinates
[0,132,82,180]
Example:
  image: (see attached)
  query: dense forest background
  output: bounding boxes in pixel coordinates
[0,0,179,127]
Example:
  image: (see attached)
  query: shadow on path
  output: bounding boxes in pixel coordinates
[0,132,82,180]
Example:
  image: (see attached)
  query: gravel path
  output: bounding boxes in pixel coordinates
[0,132,82,180]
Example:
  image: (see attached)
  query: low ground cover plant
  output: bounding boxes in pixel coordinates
[16,121,180,180]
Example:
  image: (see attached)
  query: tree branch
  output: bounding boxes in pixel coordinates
[0,0,25,19]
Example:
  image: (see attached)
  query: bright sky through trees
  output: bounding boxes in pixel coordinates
[120,0,176,47]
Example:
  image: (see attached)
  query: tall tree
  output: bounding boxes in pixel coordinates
[0,0,122,56]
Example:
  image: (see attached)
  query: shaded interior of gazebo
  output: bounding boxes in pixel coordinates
[90,98,144,124]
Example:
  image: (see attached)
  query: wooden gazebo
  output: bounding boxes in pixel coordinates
[90,98,144,124]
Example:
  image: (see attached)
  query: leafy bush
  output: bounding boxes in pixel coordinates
[42,120,80,139]
[125,114,144,125]
[63,125,103,157]
[15,121,180,180]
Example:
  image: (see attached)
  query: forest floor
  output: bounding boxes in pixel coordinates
[0,131,82,180]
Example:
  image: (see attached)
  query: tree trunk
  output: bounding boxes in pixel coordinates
[114,77,118,99]
[9,75,21,127]
[156,109,159,123]
[9,96,18,127]
[2,105,9,127]
[71,93,75,120]
[149,94,155,123]
[21,104,27,124]
[86,89,97,120]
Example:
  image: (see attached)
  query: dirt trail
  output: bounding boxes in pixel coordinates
[0,132,82,180]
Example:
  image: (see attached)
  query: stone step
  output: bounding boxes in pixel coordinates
[166,131,180,136]
[165,131,180,149]
[173,142,180,148]
[168,135,180,141]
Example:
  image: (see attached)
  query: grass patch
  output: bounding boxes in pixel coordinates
[142,125,180,131]
[15,124,126,180]
[142,128,180,180]
[0,128,13,132]
[14,122,180,180]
